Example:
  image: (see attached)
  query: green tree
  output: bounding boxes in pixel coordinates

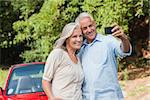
[0,0,21,65]
[0,0,44,65]
[13,0,81,62]
[0,0,18,47]
[12,0,149,63]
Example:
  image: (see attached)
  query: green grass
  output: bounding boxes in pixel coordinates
[128,85,150,96]
[120,79,150,98]
[0,68,9,88]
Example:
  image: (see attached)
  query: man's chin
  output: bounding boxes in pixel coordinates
[88,36,95,40]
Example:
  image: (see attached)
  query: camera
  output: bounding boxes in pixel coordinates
[105,27,113,34]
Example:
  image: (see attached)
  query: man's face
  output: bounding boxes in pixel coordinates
[80,17,96,43]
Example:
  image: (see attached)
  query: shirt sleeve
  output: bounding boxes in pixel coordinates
[42,49,62,82]
[108,35,132,58]
[119,42,132,58]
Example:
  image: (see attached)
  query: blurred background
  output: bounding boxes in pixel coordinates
[0,0,149,99]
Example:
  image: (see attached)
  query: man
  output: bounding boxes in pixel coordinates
[75,12,132,100]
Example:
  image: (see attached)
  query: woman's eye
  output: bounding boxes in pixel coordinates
[72,35,77,38]
[79,35,83,37]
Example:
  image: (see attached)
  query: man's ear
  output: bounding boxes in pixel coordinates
[93,21,96,27]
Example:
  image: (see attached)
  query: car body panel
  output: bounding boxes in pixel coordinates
[0,62,48,100]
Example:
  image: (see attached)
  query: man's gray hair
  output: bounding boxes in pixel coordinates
[75,12,94,24]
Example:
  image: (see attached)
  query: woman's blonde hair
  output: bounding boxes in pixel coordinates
[54,22,79,49]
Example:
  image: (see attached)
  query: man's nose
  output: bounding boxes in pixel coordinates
[87,27,91,32]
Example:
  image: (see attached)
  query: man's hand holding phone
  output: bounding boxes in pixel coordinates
[105,24,125,38]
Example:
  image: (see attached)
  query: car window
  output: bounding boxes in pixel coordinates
[6,64,44,95]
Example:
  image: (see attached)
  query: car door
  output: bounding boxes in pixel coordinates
[5,92,47,100]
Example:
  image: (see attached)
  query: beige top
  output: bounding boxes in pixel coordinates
[43,48,84,100]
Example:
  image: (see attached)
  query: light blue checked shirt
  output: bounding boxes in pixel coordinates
[78,34,132,100]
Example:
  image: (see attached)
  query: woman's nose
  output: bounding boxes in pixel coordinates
[77,36,83,41]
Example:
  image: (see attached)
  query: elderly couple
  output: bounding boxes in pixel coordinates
[42,12,132,100]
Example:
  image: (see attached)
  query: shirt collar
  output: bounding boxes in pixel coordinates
[83,33,102,46]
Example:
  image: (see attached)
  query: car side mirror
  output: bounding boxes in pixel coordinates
[0,87,3,95]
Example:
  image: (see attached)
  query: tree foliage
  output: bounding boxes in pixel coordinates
[0,0,19,47]
[13,0,82,62]
[1,0,148,63]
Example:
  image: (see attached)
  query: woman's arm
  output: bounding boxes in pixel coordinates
[42,79,54,100]
[42,80,62,100]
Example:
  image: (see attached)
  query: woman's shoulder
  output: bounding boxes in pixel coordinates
[50,48,66,56]
[52,48,64,52]
[46,49,66,62]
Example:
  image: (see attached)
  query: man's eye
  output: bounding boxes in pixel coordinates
[89,24,92,27]
[82,27,87,30]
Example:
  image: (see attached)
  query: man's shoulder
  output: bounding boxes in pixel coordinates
[97,33,112,41]
[98,33,119,41]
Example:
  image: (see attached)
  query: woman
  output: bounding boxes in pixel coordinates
[42,23,84,100]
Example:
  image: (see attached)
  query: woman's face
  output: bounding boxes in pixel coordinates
[66,26,83,51]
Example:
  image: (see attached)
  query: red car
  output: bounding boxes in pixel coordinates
[0,62,48,100]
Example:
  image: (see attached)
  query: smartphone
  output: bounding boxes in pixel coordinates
[105,27,113,34]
